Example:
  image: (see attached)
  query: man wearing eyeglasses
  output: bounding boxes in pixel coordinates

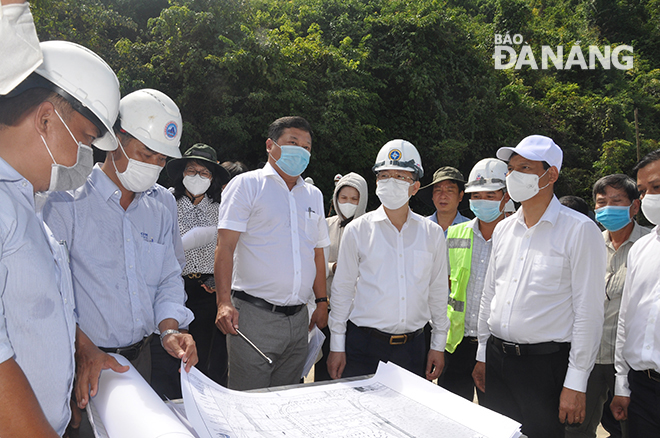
[327,139,449,380]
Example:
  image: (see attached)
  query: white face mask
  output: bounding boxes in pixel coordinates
[183,174,211,196]
[337,201,358,219]
[505,169,549,202]
[112,140,163,193]
[376,178,412,210]
[0,3,42,95]
[641,193,660,225]
[40,109,94,192]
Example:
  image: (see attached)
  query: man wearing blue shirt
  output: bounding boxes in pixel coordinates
[43,89,198,406]
[415,166,469,234]
[0,39,126,437]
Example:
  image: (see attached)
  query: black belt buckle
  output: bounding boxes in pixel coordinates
[389,334,408,345]
[502,341,521,356]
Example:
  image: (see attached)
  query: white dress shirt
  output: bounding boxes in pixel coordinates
[477,196,606,392]
[218,163,330,306]
[614,226,660,397]
[329,206,450,352]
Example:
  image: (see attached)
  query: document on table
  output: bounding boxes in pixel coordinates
[182,361,522,438]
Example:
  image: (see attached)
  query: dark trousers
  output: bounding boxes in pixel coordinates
[483,336,570,438]
[313,325,332,382]
[627,369,660,437]
[184,275,228,386]
[438,337,484,402]
[343,321,426,378]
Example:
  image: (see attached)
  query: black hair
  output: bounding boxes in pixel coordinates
[592,174,639,203]
[267,116,313,144]
[0,88,72,127]
[221,161,249,179]
[633,149,660,176]
[172,159,224,204]
[559,195,590,216]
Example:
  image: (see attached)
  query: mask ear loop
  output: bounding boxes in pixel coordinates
[111,136,129,175]
[538,168,551,191]
[40,135,57,165]
[40,108,80,165]
[54,109,80,146]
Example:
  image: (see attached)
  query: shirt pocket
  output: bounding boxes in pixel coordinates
[413,250,434,283]
[529,255,564,294]
[304,211,320,243]
[139,241,167,288]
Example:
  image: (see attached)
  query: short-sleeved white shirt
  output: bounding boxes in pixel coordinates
[218,163,330,306]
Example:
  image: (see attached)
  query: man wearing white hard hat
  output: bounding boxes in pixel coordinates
[43,88,198,408]
[327,139,449,381]
[0,39,126,436]
[438,158,509,403]
[472,135,606,438]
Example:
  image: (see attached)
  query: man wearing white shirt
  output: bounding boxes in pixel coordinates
[215,116,330,390]
[472,135,606,438]
[610,150,660,437]
[327,139,449,381]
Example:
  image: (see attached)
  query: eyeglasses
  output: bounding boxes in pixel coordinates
[377,173,414,183]
[184,168,212,179]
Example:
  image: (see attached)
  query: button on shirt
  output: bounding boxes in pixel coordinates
[217,163,330,306]
[463,219,492,337]
[614,226,660,397]
[0,158,76,435]
[477,196,606,392]
[597,223,650,364]
[42,165,193,349]
[329,206,450,352]
[152,184,186,270]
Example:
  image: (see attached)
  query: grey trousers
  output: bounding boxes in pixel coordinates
[227,297,308,391]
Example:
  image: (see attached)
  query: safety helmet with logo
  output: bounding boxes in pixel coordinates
[372,139,424,179]
[7,40,121,151]
[118,89,182,158]
[465,158,508,193]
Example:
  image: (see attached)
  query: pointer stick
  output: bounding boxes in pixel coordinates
[235,329,273,364]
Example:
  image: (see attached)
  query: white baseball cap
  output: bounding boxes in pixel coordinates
[497,135,563,172]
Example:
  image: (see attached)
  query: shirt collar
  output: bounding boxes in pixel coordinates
[90,164,142,203]
[604,221,647,249]
[263,162,305,189]
[516,195,561,228]
[0,156,26,184]
[373,205,419,225]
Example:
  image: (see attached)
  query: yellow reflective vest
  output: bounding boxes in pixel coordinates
[445,221,474,353]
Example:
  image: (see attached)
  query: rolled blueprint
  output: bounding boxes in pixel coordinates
[90,353,194,438]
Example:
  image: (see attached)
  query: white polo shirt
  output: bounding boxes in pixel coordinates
[218,163,330,306]
[477,196,606,392]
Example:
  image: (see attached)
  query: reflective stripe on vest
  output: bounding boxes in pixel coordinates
[445,221,474,353]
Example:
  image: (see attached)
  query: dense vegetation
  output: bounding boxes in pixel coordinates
[30,0,660,213]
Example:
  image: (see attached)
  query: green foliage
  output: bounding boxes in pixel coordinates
[29,0,660,209]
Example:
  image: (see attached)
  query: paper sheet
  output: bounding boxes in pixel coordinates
[90,353,195,438]
[182,360,522,438]
[301,325,325,378]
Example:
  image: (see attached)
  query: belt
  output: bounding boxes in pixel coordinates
[492,336,569,356]
[99,335,152,361]
[185,273,211,281]
[350,320,424,345]
[643,369,660,383]
[232,290,305,316]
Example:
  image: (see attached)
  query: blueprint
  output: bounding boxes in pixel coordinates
[182,362,522,438]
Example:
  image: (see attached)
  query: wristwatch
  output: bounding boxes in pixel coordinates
[159,329,180,347]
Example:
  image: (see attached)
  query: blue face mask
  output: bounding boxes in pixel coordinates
[272,141,311,177]
[595,204,632,232]
[469,199,504,223]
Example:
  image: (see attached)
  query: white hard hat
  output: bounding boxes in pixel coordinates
[118,89,182,158]
[373,139,424,179]
[34,41,120,151]
[465,158,508,193]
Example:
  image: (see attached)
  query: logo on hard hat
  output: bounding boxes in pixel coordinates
[388,149,401,161]
[165,122,178,140]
